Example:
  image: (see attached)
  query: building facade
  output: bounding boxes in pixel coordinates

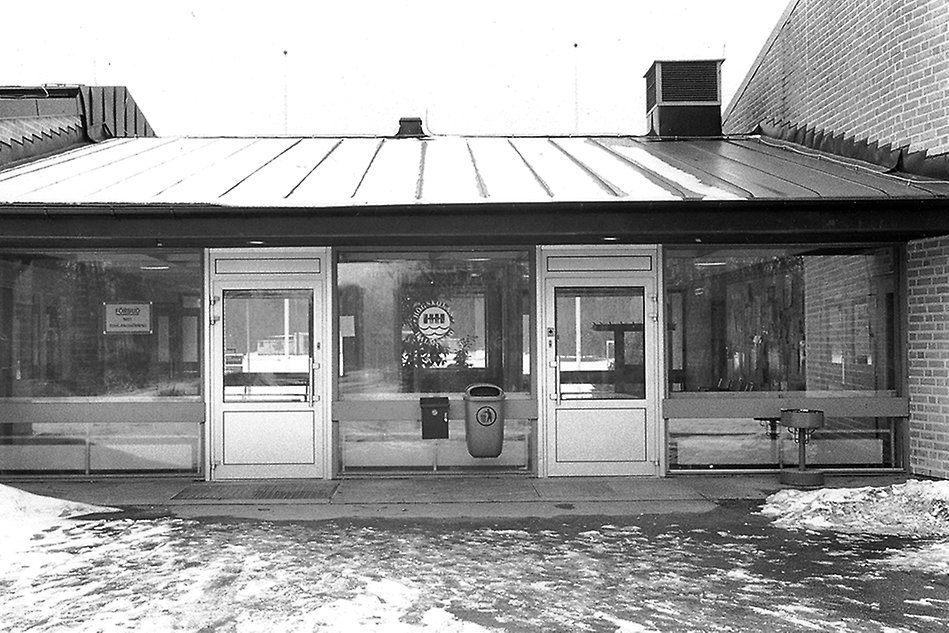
[1,41,948,480]
[724,0,949,478]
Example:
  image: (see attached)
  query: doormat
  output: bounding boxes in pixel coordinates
[172,482,338,503]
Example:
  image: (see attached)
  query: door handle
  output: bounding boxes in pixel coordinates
[309,358,319,405]
[548,359,560,402]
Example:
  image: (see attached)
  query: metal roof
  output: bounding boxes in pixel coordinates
[1,134,947,209]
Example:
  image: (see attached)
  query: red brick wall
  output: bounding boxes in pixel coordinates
[723,0,949,157]
[907,237,949,478]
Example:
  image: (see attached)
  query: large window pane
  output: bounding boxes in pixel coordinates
[338,251,531,396]
[664,246,898,395]
[0,250,202,399]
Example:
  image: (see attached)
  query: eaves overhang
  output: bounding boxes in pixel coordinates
[0,196,945,249]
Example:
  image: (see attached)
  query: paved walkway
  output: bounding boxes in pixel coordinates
[10,474,909,521]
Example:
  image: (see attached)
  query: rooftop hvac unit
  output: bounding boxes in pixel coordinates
[644,60,723,137]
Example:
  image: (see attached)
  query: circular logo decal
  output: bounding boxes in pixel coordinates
[476,405,498,427]
[412,301,453,341]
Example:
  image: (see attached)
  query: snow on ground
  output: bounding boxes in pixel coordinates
[761,479,949,574]
[0,484,116,552]
[0,483,113,520]
[761,479,949,537]
[2,483,948,631]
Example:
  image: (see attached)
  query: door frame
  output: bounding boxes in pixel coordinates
[204,247,333,480]
[536,245,665,477]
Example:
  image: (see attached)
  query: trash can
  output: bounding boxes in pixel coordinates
[464,383,505,458]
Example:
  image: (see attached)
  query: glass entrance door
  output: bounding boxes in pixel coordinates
[208,248,328,480]
[544,278,659,476]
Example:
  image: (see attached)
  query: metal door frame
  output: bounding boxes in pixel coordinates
[205,247,333,480]
[537,245,664,477]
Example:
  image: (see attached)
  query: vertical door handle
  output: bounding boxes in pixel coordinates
[309,358,319,405]
[548,359,560,402]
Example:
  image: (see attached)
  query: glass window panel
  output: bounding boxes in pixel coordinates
[555,287,646,399]
[0,250,203,399]
[663,246,898,395]
[222,289,312,402]
[338,251,531,396]
[668,417,902,470]
[338,417,532,473]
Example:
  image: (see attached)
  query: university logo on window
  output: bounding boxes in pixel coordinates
[412,301,453,342]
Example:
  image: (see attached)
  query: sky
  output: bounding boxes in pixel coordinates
[3,1,790,137]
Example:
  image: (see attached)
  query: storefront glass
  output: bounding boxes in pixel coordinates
[663,245,903,471]
[0,250,203,399]
[0,249,203,476]
[663,246,899,395]
[337,250,532,397]
[667,416,902,470]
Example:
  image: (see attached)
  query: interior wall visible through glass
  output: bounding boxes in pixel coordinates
[337,251,532,397]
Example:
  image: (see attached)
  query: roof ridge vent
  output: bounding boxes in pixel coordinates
[395,117,426,138]
[644,60,723,137]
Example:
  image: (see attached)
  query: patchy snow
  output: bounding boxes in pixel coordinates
[0,484,114,520]
[883,541,949,575]
[761,479,949,576]
[2,482,948,631]
[0,484,117,552]
[761,480,949,537]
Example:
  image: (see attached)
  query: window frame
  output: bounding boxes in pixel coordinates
[0,247,204,403]
[332,247,537,403]
[660,243,908,421]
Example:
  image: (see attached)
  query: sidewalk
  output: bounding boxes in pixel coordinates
[9,473,910,521]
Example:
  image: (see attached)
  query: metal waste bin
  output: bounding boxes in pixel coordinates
[464,383,505,458]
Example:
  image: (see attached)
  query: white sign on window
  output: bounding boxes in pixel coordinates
[104,302,153,334]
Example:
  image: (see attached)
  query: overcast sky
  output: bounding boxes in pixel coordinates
[4,1,789,137]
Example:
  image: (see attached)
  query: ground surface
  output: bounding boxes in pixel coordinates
[1,482,948,632]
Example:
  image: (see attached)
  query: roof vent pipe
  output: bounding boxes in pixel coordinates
[395,117,426,138]
[644,60,723,137]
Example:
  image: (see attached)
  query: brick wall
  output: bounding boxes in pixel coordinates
[907,237,949,478]
[804,251,897,392]
[723,0,949,157]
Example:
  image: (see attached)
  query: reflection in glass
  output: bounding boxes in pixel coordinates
[555,287,646,399]
[222,290,312,402]
[663,247,898,395]
[0,249,202,399]
[337,251,531,396]
[667,417,902,470]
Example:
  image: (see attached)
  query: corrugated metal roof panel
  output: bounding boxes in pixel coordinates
[24,138,203,202]
[0,137,169,199]
[221,138,340,203]
[636,139,821,198]
[87,137,226,200]
[353,138,422,204]
[285,138,381,205]
[418,136,483,203]
[156,138,298,203]
[509,137,615,200]
[728,137,949,197]
[599,139,742,200]
[465,138,551,201]
[148,138,260,200]
[0,134,946,208]
[554,138,679,200]
[0,137,124,183]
